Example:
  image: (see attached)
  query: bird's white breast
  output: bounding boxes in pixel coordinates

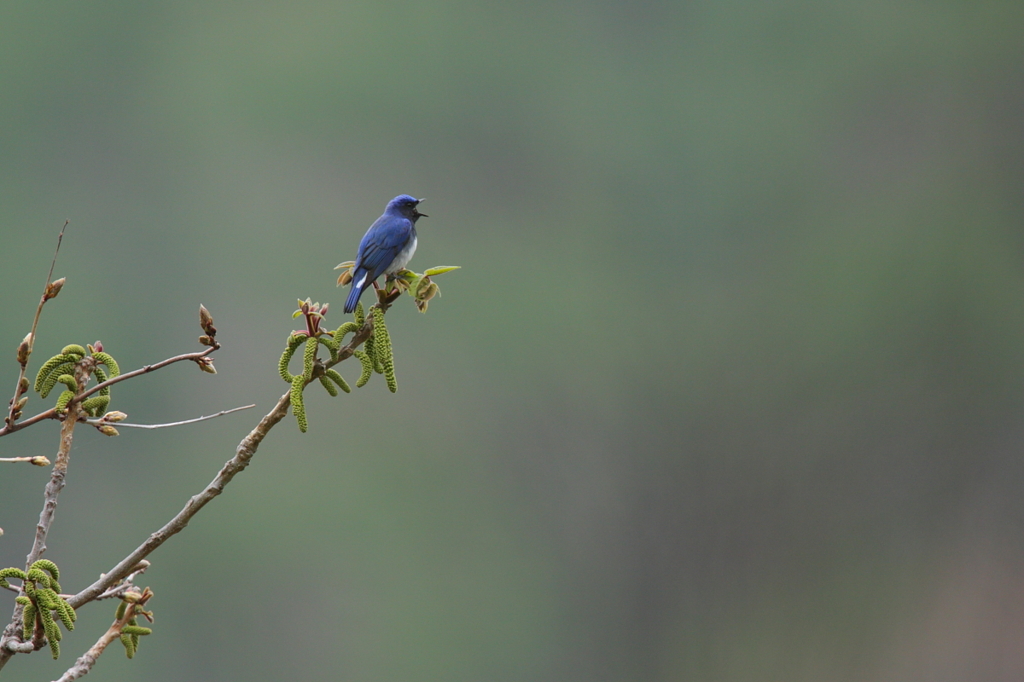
[386,235,418,274]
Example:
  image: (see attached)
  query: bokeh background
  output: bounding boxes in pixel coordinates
[2,2,1024,680]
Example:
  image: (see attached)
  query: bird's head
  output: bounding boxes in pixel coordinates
[387,194,427,221]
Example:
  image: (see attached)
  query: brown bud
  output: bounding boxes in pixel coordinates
[92,340,104,353]
[418,281,440,302]
[98,425,120,437]
[337,270,353,286]
[43,277,66,300]
[102,411,128,423]
[196,357,217,374]
[16,333,31,365]
[198,335,214,346]
[15,397,28,411]
[18,377,29,394]
[31,456,51,466]
[199,304,217,337]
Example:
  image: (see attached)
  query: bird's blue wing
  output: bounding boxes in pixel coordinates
[355,215,414,280]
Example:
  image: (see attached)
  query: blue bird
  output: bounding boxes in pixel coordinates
[343,195,427,314]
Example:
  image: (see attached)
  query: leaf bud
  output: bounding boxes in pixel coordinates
[102,411,128,422]
[43,277,66,300]
[196,357,217,374]
[98,425,120,437]
[31,456,51,466]
[199,304,217,337]
[16,333,31,365]
[419,281,440,302]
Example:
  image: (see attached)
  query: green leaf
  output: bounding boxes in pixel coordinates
[423,266,461,276]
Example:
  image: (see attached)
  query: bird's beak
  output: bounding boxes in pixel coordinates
[415,198,427,218]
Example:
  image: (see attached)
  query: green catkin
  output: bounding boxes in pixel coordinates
[60,345,86,358]
[332,321,360,347]
[364,334,379,373]
[325,369,350,393]
[93,366,109,396]
[319,335,339,362]
[354,302,364,327]
[35,355,78,394]
[91,352,120,378]
[21,601,36,640]
[128,618,141,652]
[25,568,45,586]
[38,363,75,398]
[121,631,136,658]
[302,336,318,380]
[82,395,109,417]
[291,376,307,432]
[0,567,26,588]
[54,391,75,415]
[372,308,397,392]
[38,603,60,658]
[56,375,78,394]
[32,560,60,587]
[122,624,152,636]
[319,375,338,397]
[55,597,76,629]
[353,350,373,388]
[279,334,307,382]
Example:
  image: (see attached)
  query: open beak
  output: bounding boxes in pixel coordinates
[415,198,427,218]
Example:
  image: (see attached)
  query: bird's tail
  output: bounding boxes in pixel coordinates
[344,271,369,314]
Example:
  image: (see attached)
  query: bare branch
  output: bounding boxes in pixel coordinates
[92,560,150,601]
[0,455,50,465]
[66,319,373,611]
[53,587,152,682]
[5,221,68,432]
[0,398,82,664]
[1,306,374,672]
[0,345,219,438]
[74,345,218,405]
[87,404,255,430]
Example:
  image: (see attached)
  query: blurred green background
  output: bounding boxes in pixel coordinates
[2,1,1024,680]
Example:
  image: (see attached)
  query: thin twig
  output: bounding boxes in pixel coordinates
[87,404,255,430]
[64,318,373,611]
[53,587,152,682]
[0,309,374,671]
[0,388,84,661]
[92,560,150,601]
[4,221,68,431]
[0,456,49,465]
[0,344,222,667]
[0,345,219,438]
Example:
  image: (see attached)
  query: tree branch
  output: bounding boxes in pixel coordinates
[87,404,255,430]
[53,587,152,682]
[66,318,372,611]
[4,221,67,432]
[0,308,373,672]
[0,345,219,438]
